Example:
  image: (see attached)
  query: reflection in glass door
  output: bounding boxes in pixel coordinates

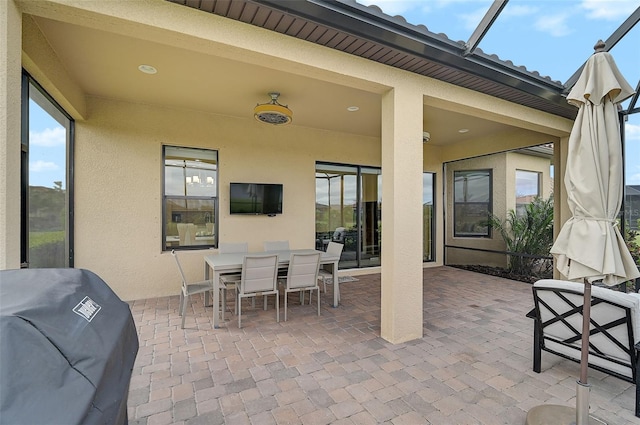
[360,167,381,268]
[315,163,381,269]
[423,173,435,262]
[315,164,357,268]
[22,75,73,268]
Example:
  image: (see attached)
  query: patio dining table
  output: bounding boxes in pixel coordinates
[203,249,340,328]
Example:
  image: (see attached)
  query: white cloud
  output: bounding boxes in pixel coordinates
[502,5,539,18]
[581,0,640,20]
[459,8,489,31]
[29,127,65,147]
[625,123,640,141]
[30,160,59,172]
[534,13,573,37]
[627,172,640,185]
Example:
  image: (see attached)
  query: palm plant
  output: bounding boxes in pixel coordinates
[622,223,640,292]
[488,196,554,277]
[624,226,640,266]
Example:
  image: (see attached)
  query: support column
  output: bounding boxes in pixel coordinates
[380,84,424,343]
[0,0,22,270]
[553,137,569,279]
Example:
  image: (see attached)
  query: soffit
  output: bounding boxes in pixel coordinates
[167,0,577,120]
[23,1,557,145]
[28,15,383,138]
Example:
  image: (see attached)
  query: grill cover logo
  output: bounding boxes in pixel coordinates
[73,296,102,322]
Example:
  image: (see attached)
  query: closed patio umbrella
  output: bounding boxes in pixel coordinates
[552,45,637,286]
[528,41,639,425]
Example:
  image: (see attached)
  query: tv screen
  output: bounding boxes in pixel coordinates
[229,183,283,215]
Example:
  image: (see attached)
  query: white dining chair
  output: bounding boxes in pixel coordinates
[219,242,249,253]
[279,252,321,321]
[237,254,280,328]
[263,240,291,280]
[263,240,290,251]
[218,242,249,316]
[172,250,214,329]
[177,223,196,246]
[318,242,343,299]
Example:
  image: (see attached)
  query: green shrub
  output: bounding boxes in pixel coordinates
[624,227,640,267]
[488,196,554,277]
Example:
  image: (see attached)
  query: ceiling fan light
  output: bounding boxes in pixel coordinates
[254,103,293,125]
[254,92,293,125]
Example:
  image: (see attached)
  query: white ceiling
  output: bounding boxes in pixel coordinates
[32,15,521,146]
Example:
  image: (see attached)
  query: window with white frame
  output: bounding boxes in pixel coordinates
[163,146,217,250]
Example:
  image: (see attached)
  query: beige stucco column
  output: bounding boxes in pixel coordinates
[0,0,22,270]
[553,136,570,279]
[380,84,424,343]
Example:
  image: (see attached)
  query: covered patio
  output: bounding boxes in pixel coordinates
[127,267,638,424]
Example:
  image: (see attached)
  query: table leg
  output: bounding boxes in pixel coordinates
[333,260,339,308]
[203,262,211,306]
[212,270,221,328]
[204,262,221,328]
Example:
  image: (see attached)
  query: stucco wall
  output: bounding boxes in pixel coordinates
[445,150,553,268]
[74,96,380,300]
[445,153,509,267]
[0,0,22,269]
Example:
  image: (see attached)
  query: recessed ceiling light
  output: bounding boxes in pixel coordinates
[347,106,359,112]
[138,64,157,74]
[458,128,469,133]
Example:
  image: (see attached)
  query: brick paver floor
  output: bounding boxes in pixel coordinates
[127,266,638,424]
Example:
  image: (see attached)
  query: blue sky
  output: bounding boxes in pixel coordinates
[29,0,640,187]
[29,99,66,188]
[356,0,640,184]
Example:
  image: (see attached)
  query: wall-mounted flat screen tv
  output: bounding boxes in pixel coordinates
[229,183,283,215]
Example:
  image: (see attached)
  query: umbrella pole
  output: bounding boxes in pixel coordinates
[525,279,604,424]
[576,279,592,424]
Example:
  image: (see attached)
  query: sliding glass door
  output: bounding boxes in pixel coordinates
[315,163,381,269]
[423,172,435,262]
[22,74,73,268]
[360,167,382,267]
